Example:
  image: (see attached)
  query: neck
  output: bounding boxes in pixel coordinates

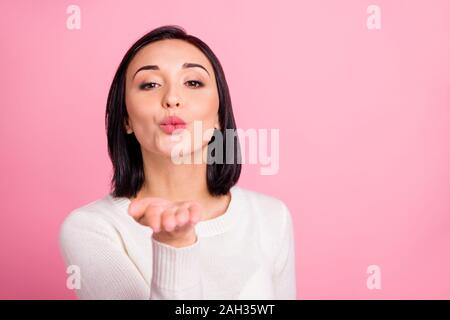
[134,147,230,221]
[141,153,209,200]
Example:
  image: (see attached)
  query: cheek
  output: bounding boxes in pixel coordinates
[126,95,159,127]
[189,91,219,122]
[185,93,219,148]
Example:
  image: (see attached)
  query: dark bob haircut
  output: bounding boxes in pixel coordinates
[105,25,241,198]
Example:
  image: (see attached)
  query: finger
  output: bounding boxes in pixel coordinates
[161,206,177,232]
[128,197,169,220]
[174,206,190,228]
[187,202,202,225]
[140,204,164,232]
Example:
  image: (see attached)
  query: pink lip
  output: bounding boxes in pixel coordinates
[159,116,187,134]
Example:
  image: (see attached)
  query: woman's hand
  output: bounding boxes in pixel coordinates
[128,197,202,248]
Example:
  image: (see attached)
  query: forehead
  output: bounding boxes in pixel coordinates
[127,39,214,75]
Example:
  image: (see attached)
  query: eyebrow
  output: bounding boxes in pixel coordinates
[132,62,210,80]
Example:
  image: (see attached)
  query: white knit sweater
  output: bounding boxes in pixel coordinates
[59,185,297,299]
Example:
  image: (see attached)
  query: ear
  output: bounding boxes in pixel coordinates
[124,118,133,134]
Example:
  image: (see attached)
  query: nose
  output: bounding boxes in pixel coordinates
[165,100,180,108]
[163,92,181,109]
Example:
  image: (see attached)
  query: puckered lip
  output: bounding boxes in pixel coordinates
[159,115,187,125]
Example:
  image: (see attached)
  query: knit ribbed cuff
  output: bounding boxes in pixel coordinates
[151,236,201,291]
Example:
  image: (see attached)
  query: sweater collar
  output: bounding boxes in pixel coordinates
[108,186,240,237]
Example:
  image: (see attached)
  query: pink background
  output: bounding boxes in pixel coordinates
[1,0,449,299]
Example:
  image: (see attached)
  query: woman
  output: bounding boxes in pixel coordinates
[59,25,297,300]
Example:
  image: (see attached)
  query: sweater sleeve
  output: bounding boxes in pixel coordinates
[150,236,203,299]
[59,211,203,300]
[272,203,297,299]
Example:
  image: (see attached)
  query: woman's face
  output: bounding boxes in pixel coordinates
[124,39,220,160]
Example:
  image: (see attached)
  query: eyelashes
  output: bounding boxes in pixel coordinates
[185,80,204,88]
[139,82,158,90]
[139,80,204,91]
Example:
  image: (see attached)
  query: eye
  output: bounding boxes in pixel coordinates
[185,80,204,88]
[139,82,160,90]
